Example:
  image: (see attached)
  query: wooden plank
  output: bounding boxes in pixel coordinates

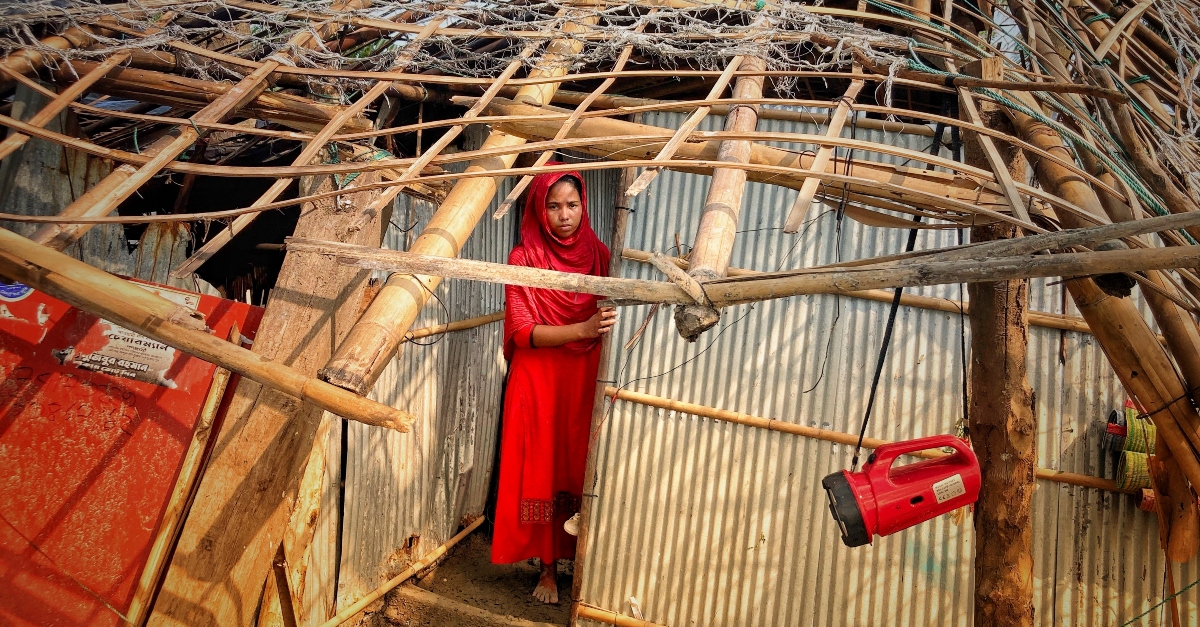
[285,236,1200,308]
[149,160,392,626]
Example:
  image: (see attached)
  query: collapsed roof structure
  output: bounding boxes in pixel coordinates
[2,0,1200,625]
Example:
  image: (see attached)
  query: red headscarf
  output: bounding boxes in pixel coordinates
[504,167,609,358]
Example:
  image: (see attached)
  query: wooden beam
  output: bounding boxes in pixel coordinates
[959,48,1036,621]
[619,247,1142,338]
[285,236,1200,308]
[150,159,397,626]
[318,12,599,395]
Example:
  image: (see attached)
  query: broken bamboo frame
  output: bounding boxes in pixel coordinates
[576,603,667,627]
[0,53,131,162]
[171,15,443,278]
[318,516,486,627]
[0,227,415,432]
[603,386,1129,492]
[319,10,599,395]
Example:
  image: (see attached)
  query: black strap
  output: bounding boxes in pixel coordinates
[849,117,949,471]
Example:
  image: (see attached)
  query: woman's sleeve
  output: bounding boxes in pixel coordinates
[504,249,537,351]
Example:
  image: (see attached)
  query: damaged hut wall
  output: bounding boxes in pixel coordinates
[577,110,1198,626]
[0,83,199,291]
[338,125,618,607]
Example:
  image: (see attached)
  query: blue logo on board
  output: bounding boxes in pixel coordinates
[0,281,33,302]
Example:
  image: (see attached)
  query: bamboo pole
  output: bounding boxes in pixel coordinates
[576,603,667,627]
[570,157,638,627]
[319,10,599,395]
[127,325,238,626]
[675,54,766,339]
[0,228,415,432]
[404,311,504,342]
[288,236,1200,307]
[0,26,95,93]
[604,386,1129,493]
[318,516,485,627]
[619,247,1128,338]
[48,60,370,133]
[782,79,864,232]
[623,54,747,197]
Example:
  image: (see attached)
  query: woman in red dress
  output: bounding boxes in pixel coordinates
[491,168,616,604]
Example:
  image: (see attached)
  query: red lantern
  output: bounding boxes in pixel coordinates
[822,435,981,547]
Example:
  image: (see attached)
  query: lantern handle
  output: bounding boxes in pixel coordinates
[869,434,972,477]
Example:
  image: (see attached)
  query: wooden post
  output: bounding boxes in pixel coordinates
[998,82,1200,559]
[149,156,391,626]
[674,56,766,340]
[319,14,598,395]
[570,156,637,627]
[960,54,1036,627]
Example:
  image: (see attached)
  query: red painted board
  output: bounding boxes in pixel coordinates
[0,279,263,626]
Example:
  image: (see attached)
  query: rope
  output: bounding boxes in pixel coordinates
[1084,13,1111,24]
[1119,574,1200,626]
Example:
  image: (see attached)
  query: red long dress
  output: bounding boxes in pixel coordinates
[491,169,609,565]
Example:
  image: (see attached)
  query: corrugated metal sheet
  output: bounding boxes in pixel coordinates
[577,109,1199,626]
[338,127,619,605]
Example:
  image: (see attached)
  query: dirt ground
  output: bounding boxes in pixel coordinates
[381,531,571,627]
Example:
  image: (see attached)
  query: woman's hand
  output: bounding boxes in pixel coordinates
[580,307,618,339]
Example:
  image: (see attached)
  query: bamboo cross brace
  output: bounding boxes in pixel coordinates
[492,12,655,218]
[622,54,747,197]
[782,79,864,233]
[0,227,415,431]
[171,16,447,279]
[0,53,131,162]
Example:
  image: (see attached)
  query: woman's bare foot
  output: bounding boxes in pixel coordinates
[532,561,558,604]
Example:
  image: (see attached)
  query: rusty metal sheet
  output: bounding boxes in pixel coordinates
[0,280,263,626]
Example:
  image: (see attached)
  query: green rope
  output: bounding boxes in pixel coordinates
[865,0,989,56]
[327,144,393,188]
[1119,575,1200,626]
[1084,13,1110,24]
[1127,74,1152,85]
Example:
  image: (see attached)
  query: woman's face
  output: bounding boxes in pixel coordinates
[545,179,583,239]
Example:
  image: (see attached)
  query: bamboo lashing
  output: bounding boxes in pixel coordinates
[0,227,415,432]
